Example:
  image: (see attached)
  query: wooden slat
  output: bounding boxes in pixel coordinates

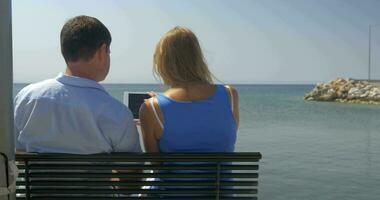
[18,172,258,179]
[15,152,262,162]
[15,196,258,200]
[16,180,258,187]
[16,188,257,194]
[17,164,258,171]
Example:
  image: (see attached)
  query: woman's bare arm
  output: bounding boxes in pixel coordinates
[139,100,161,153]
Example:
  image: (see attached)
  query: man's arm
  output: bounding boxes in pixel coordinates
[98,102,143,189]
[112,119,142,153]
[13,92,27,152]
[98,101,142,153]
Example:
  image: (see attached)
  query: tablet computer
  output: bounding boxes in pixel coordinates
[123,92,151,119]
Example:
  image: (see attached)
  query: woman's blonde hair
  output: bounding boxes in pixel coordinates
[154,26,213,86]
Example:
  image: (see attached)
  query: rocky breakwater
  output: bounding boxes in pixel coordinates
[304,78,380,105]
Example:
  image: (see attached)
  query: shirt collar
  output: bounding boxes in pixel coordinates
[55,73,106,92]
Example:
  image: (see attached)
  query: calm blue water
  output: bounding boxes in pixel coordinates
[13,83,380,200]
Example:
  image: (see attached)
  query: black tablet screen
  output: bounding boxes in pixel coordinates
[128,93,151,119]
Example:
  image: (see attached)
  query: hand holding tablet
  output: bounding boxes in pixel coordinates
[123,92,152,119]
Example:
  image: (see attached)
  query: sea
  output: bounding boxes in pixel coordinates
[13,83,380,200]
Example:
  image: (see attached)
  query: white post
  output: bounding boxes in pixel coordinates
[0,0,15,199]
[369,25,372,81]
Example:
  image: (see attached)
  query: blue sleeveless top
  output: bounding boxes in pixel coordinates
[156,84,237,152]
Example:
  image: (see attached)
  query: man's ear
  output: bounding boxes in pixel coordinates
[97,43,108,60]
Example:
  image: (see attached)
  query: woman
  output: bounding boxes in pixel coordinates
[139,26,240,196]
[140,26,239,154]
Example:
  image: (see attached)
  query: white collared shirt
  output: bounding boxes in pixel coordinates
[14,73,141,154]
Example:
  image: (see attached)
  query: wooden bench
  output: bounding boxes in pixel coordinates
[14,152,262,200]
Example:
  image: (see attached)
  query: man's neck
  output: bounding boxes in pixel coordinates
[65,67,98,82]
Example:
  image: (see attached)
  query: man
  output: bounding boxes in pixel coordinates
[14,15,141,154]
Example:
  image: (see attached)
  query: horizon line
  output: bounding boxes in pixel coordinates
[13,81,319,85]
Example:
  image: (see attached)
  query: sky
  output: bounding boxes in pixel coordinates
[12,0,380,84]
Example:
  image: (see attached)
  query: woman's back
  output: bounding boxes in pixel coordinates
[155,84,237,152]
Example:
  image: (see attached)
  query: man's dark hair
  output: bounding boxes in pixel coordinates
[60,15,111,62]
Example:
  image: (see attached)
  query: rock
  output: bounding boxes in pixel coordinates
[364,85,373,91]
[304,78,380,105]
[347,87,363,99]
[359,90,370,98]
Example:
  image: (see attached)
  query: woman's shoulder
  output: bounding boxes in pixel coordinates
[224,85,239,97]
